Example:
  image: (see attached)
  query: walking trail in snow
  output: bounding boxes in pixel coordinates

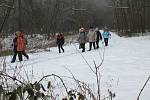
[5,32,150,100]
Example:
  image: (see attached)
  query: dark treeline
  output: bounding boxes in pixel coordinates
[0,0,112,37]
[111,0,150,36]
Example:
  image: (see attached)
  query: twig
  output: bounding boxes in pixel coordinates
[137,76,150,100]
[64,66,96,100]
[37,74,69,97]
[73,44,95,73]
[22,63,30,82]
[94,61,101,100]
[97,45,105,68]
[80,53,95,73]
[0,71,25,85]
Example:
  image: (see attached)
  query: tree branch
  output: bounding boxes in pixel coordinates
[0,71,25,85]
[37,74,69,97]
[137,76,150,100]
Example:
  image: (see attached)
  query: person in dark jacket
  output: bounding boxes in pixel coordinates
[11,32,19,63]
[56,33,64,53]
[95,28,102,48]
[78,27,86,52]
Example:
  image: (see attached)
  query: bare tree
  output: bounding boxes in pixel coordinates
[111,0,149,36]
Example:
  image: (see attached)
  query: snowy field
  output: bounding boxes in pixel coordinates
[4,31,150,100]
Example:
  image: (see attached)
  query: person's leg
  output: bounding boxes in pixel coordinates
[93,42,96,49]
[104,38,106,46]
[79,44,81,49]
[22,51,29,59]
[60,45,64,53]
[105,38,108,46]
[96,40,99,48]
[82,43,85,52]
[11,51,17,63]
[58,44,61,53]
[104,38,108,46]
[18,51,23,61]
[88,42,92,51]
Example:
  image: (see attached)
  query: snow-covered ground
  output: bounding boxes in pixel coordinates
[3,31,150,100]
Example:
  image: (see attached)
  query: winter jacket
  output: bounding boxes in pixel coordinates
[78,32,87,44]
[21,33,28,51]
[102,31,111,39]
[87,29,97,42]
[96,30,102,41]
[57,34,64,45]
[22,37,27,51]
[17,36,24,51]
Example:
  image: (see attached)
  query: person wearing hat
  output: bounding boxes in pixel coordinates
[78,27,87,52]
[79,27,85,33]
[87,26,97,51]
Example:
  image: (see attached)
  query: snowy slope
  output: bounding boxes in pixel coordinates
[5,32,150,100]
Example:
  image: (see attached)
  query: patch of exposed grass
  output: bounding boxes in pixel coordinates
[0,50,13,57]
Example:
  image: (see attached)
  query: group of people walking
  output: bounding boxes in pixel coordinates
[78,26,111,52]
[11,27,110,62]
[11,31,29,63]
[55,26,111,54]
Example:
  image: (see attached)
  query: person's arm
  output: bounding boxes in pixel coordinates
[26,39,28,45]
[94,31,97,41]
[99,31,102,40]
[102,32,104,38]
[13,37,17,46]
[77,34,80,42]
[56,38,58,44]
[109,32,111,39]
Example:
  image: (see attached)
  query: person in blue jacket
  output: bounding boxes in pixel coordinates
[102,28,111,46]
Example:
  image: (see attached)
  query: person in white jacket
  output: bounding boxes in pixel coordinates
[87,26,97,51]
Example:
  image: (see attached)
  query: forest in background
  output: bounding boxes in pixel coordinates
[0,0,150,37]
[111,0,150,36]
[0,0,112,37]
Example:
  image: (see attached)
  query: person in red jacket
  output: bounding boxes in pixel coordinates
[16,32,24,61]
[11,31,29,63]
[21,32,29,60]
